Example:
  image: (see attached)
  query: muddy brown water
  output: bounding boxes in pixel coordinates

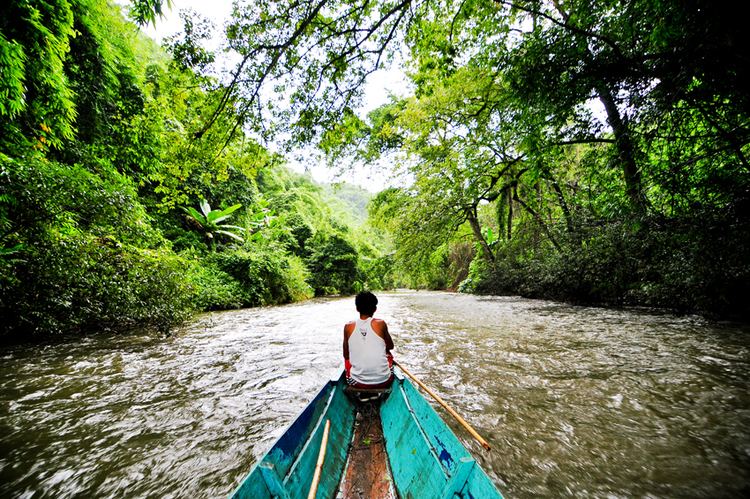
[1,291,749,498]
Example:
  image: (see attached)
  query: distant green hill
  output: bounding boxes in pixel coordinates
[322,182,373,227]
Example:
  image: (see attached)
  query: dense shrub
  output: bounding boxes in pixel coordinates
[360,254,396,290]
[284,254,317,302]
[0,156,195,339]
[469,207,750,318]
[304,232,360,295]
[1,156,163,246]
[188,259,246,311]
[1,233,194,337]
[284,213,314,256]
[207,247,313,307]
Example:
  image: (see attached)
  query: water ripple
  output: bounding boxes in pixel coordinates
[1,292,749,498]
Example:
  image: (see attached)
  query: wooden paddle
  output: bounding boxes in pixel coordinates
[393,360,492,451]
[307,419,331,499]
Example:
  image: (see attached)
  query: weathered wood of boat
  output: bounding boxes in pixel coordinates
[229,368,503,498]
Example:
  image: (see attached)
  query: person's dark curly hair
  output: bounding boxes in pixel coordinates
[355,291,378,316]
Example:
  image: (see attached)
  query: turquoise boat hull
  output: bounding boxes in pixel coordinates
[230,369,502,498]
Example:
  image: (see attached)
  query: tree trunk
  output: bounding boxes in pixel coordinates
[595,82,647,213]
[507,189,513,241]
[548,0,647,213]
[513,187,562,252]
[466,206,495,262]
[545,169,575,239]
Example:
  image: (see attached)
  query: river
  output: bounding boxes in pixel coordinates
[1,291,749,498]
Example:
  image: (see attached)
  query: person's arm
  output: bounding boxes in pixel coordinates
[382,321,395,352]
[373,319,395,366]
[343,323,352,377]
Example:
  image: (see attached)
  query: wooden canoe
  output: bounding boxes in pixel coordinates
[229,368,503,498]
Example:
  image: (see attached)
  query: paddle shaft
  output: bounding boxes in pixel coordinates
[307,419,331,499]
[394,360,491,451]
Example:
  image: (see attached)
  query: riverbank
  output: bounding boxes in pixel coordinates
[458,210,750,322]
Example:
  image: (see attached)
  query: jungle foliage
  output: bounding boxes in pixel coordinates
[214,0,748,317]
[2,0,748,342]
[0,0,388,340]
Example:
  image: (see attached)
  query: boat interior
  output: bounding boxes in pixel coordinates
[230,370,501,498]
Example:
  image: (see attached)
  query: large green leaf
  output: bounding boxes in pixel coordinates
[182,206,206,226]
[206,203,242,223]
[199,200,211,218]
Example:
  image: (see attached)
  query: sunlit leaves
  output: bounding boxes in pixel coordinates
[0,0,77,152]
[129,0,173,27]
[163,10,216,74]
[0,34,27,119]
[219,0,415,143]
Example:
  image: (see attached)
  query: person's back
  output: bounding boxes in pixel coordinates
[343,291,394,388]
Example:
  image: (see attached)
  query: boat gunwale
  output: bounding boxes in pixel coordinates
[282,385,339,485]
[390,372,453,479]
[230,370,502,498]
[382,368,502,498]
[228,377,339,498]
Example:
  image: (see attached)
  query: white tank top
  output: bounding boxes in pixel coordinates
[348,317,391,384]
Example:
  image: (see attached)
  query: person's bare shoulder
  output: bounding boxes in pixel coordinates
[371,318,388,332]
[344,321,356,335]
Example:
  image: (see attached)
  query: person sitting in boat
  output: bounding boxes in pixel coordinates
[343,291,394,389]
